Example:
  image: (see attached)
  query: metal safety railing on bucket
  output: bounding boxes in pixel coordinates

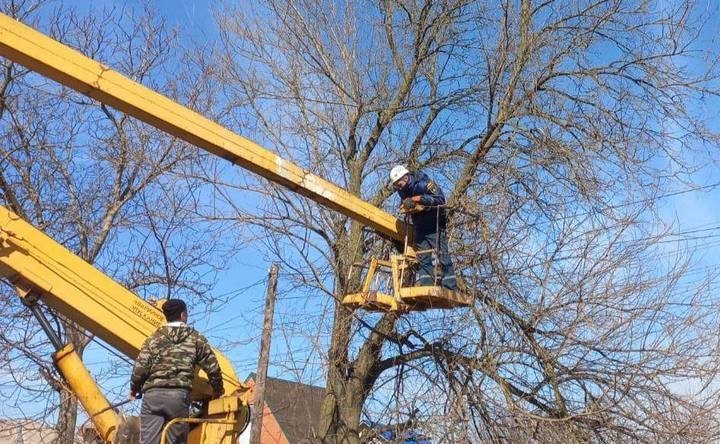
[159,414,250,444]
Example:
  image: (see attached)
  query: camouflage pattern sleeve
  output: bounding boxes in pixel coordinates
[130,335,157,393]
[195,333,224,396]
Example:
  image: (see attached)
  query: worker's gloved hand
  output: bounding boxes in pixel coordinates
[402,198,416,210]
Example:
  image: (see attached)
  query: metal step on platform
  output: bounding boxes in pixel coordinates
[342,286,471,312]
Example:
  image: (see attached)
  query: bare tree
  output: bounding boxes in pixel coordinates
[0,1,230,442]
[211,0,720,443]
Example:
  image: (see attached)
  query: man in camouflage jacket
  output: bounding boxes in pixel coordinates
[130,299,224,444]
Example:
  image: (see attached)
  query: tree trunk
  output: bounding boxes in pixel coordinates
[318,308,396,444]
[55,390,79,444]
[318,359,368,444]
[54,321,90,443]
[318,295,362,444]
[316,203,371,444]
[317,381,364,444]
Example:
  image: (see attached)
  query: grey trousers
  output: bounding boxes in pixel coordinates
[140,388,190,444]
[415,229,457,290]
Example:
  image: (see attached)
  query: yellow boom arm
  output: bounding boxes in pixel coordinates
[0,205,241,395]
[0,10,434,442]
[0,12,406,243]
[0,205,251,442]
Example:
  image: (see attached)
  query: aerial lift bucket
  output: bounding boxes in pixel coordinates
[341,247,472,312]
[342,206,472,312]
[342,257,409,312]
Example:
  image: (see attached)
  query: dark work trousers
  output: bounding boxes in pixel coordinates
[415,228,457,290]
[140,388,190,444]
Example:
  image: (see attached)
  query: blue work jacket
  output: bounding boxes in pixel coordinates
[397,171,447,234]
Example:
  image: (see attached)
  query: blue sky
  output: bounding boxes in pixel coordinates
[4,0,720,425]
[0,0,292,420]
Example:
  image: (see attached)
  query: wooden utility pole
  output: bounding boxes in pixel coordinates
[250,263,279,444]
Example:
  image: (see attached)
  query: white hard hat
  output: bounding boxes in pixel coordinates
[390,165,409,184]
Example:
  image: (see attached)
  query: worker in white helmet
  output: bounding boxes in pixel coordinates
[390,165,457,290]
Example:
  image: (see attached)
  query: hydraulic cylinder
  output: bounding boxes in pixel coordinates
[53,343,119,442]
